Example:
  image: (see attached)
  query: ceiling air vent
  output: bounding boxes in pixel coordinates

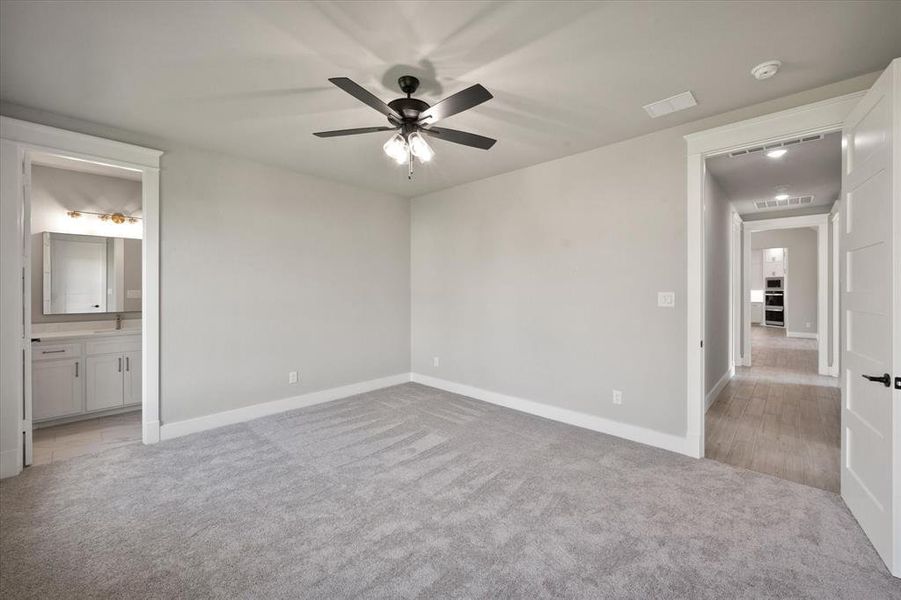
[754,195,814,210]
[729,134,824,158]
[643,91,697,118]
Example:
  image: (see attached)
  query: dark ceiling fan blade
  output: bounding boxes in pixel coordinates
[417,84,493,124]
[420,126,496,150]
[328,77,402,122]
[313,126,398,138]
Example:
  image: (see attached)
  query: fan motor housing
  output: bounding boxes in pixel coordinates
[388,97,430,121]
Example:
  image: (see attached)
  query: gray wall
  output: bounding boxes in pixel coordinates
[409,74,872,438]
[704,173,732,395]
[752,228,818,335]
[123,239,142,312]
[30,164,143,323]
[411,130,687,434]
[157,147,410,423]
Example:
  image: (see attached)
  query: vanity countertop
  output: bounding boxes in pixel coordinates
[32,328,141,342]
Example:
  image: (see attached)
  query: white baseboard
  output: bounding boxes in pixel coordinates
[705,366,733,412]
[410,373,694,457]
[143,420,160,444]
[787,331,818,340]
[0,448,21,480]
[159,373,411,441]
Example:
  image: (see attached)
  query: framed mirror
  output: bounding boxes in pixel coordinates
[42,231,142,315]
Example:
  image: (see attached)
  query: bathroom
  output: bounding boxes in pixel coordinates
[28,153,143,465]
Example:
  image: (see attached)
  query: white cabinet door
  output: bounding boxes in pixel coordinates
[86,354,123,411]
[32,359,83,420]
[751,302,764,324]
[840,59,899,576]
[123,351,141,406]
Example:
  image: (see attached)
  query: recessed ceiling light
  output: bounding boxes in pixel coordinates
[774,193,790,201]
[766,148,788,159]
[751,60,782,80]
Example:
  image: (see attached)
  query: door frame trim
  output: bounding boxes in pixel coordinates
[683,90,863,459]
[831,210,840,378]
[730,211,743,377]
[0,116,162,478]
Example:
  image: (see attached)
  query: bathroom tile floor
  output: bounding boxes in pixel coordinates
[32,410,142,465]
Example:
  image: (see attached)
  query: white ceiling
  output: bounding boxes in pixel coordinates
[2,1,900,198]
[707,132,841,216]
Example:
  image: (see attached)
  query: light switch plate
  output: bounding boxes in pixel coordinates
[658,292,675,308]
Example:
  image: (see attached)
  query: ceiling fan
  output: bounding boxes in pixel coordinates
[313,75,496,179]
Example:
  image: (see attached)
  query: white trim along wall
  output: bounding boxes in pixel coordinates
[411,374,694,456]
[684,90,862,459]
[0,117,161,479]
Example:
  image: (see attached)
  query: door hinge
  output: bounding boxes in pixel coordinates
[700,340,704,348]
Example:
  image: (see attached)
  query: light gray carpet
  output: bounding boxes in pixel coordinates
[1,383,898,599]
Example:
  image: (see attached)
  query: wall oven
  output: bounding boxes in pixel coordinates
[764,277,785,327]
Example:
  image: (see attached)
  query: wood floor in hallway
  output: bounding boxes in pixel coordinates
[705,325,840,492]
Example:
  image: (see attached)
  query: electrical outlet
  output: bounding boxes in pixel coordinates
[288,371,298,384]
[806,322,811,329]
[657,292,675,308]
[612,389,623,405]
[433,356,440,368]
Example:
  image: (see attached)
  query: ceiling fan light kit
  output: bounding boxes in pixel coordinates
[314,74,496,180]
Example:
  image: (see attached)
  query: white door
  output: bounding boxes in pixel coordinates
[50,236,106,313]
[840,59,900,576]
[123,351,141,406]
[32,359,82,420]
[86,354,123,411]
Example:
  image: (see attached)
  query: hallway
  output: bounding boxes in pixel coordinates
[705,326,840,492]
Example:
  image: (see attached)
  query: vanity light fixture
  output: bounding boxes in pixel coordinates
[766,148,788,159]
[67,210,140,224]
[774,193,790,201]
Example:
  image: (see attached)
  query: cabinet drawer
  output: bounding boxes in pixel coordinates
[85,336,140,356]
[33,343,82,361]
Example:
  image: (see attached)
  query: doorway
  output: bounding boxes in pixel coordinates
[0,117,161,478]
[685,58,901,577]
[28,154,145,465]
[701,133,840,492]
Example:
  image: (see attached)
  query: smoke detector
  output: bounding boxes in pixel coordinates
[751,60,782,80]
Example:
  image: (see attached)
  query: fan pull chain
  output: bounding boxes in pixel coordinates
[408,145,414,180]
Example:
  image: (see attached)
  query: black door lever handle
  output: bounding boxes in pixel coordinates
[862,373,891,387]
